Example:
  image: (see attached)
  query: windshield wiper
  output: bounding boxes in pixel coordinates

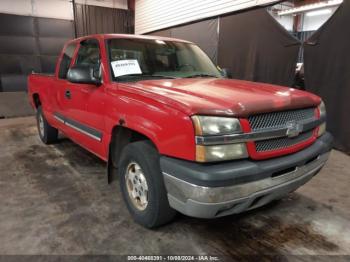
[148,74,178,79]
[184,73,219,78]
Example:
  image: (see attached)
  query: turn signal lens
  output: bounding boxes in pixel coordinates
[317,101,327,137]
[318,101,326,118]
[317,122,326,137]
[196,143,248,162]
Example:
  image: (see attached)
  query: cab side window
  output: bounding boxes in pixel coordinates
[58,43,76,79]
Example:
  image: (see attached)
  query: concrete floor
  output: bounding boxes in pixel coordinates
[0,92,34,119]
[0,117,350,259]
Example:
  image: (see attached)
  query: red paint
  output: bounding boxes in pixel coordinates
[127,78,320,117]
[28,34,322,162]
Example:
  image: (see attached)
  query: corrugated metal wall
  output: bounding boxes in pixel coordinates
[0,0,74,20]
[135,0,278,34]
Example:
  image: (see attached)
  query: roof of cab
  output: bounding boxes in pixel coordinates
[71,33,193,44]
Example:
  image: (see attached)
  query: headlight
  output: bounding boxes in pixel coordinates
[317,101,326,137]
[191,116,242,135]
[192,115,248,162]
[196,144,248,162]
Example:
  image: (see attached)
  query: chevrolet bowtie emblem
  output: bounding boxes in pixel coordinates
[286,121,303,138]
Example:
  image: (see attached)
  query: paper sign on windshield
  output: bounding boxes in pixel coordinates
[111,60,142,77]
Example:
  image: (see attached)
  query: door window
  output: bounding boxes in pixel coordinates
[75,39,101,79]
[76,39,101,67]
[58,43,77,79]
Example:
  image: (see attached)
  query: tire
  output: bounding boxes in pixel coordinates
[36,106,58,144]
[118,140,176,228]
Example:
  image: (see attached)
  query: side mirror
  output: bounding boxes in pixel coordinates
[67,65,101,86]
[221,68,232,79]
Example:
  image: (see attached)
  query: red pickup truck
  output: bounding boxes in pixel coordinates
[28,34,332,228]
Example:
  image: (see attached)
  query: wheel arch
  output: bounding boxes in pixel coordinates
[32,93,41,109]
[107,124,158,183]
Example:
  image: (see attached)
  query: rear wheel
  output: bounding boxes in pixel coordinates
[36,106,58,144]
[118,140,176,228]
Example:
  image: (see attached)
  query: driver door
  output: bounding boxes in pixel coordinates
[64,38,106,157]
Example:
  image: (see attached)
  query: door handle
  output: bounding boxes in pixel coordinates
[65,90,71,99]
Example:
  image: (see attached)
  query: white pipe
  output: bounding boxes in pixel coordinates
[278,0,343,16]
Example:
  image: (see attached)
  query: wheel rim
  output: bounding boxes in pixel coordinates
[125,162,149,211]
[38,113,44,137]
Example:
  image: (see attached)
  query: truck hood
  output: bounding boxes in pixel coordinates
[118,78,321,117]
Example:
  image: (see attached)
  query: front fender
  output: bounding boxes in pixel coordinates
[104,89,196,161]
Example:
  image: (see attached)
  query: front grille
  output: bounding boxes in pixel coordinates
[248,108,316,131]
[255,131,314,152]
[248,108,317,154]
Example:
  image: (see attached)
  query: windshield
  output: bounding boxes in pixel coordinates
[107,38,222,82]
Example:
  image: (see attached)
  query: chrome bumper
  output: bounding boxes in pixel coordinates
[163,152,330,218]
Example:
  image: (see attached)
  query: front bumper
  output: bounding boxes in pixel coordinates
[160,132,332,218]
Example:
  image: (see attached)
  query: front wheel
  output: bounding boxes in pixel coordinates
[36,106,58,144]
[118,140,176,228]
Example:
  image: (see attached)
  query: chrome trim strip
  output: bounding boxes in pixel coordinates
[53,115,65,123]
[196,117,325,146]
[163,152,329,203]
[65,122,102,142]
[53,112,102,142]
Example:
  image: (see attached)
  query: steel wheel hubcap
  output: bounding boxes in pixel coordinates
[38,114,44,137]
[125,162,149,211]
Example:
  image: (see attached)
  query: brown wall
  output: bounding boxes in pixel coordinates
[74,4,134,37]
